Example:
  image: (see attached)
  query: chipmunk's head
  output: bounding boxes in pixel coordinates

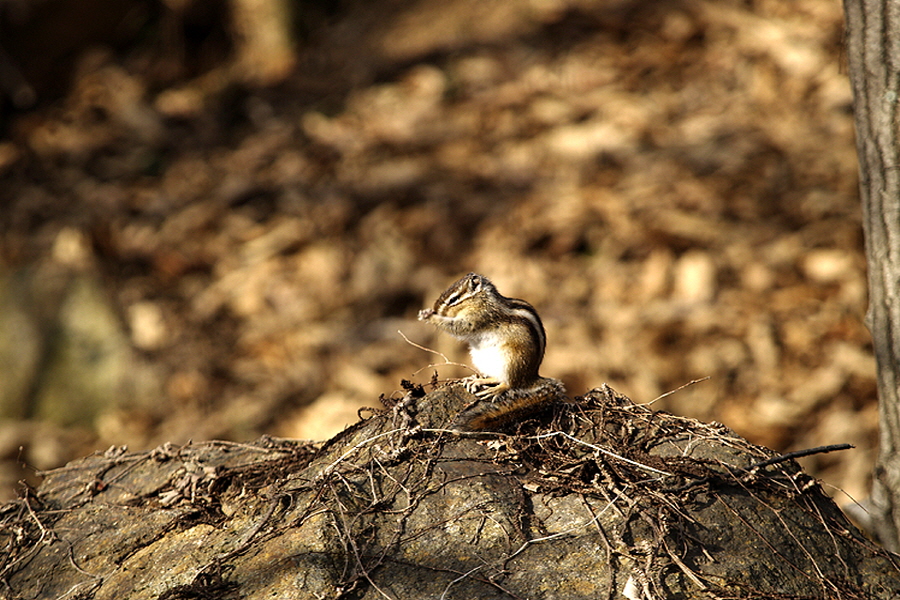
[432,273,499,318]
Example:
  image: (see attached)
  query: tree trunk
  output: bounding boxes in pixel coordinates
[844,0,900,553]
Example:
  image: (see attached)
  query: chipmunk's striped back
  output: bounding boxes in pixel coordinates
[500,295,546,364]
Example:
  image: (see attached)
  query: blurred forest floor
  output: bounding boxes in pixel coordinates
[0,0,872,511]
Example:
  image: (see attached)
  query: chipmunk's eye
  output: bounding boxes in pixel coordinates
[445,290,462,305]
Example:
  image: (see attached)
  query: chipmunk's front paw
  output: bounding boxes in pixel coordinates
[462,376,487,394]
[475,383,509,400]
[462,377,508,399]
[418,308,435,321]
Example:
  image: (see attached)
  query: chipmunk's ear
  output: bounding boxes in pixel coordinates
[467,273,484,293]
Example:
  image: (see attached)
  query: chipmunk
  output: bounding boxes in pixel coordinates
[418,273,565,431]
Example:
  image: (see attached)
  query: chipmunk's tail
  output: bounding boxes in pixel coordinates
[451,378,566,432]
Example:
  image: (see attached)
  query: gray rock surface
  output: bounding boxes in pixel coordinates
[2,384,898,599]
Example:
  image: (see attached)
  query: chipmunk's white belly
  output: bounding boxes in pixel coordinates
[469,334,508,381]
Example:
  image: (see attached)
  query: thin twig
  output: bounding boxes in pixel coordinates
[398,330,451,362]
[667,444,855,493]
[526,431,673,477]
[646,377,711,406]
[398,330,475,376]
[743,444,854,473]
[440,564,485,600]
[316,429,405,481]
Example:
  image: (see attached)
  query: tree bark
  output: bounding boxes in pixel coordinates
[844,0,900,553]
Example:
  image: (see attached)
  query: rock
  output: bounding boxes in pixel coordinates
[1,384,897,599]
